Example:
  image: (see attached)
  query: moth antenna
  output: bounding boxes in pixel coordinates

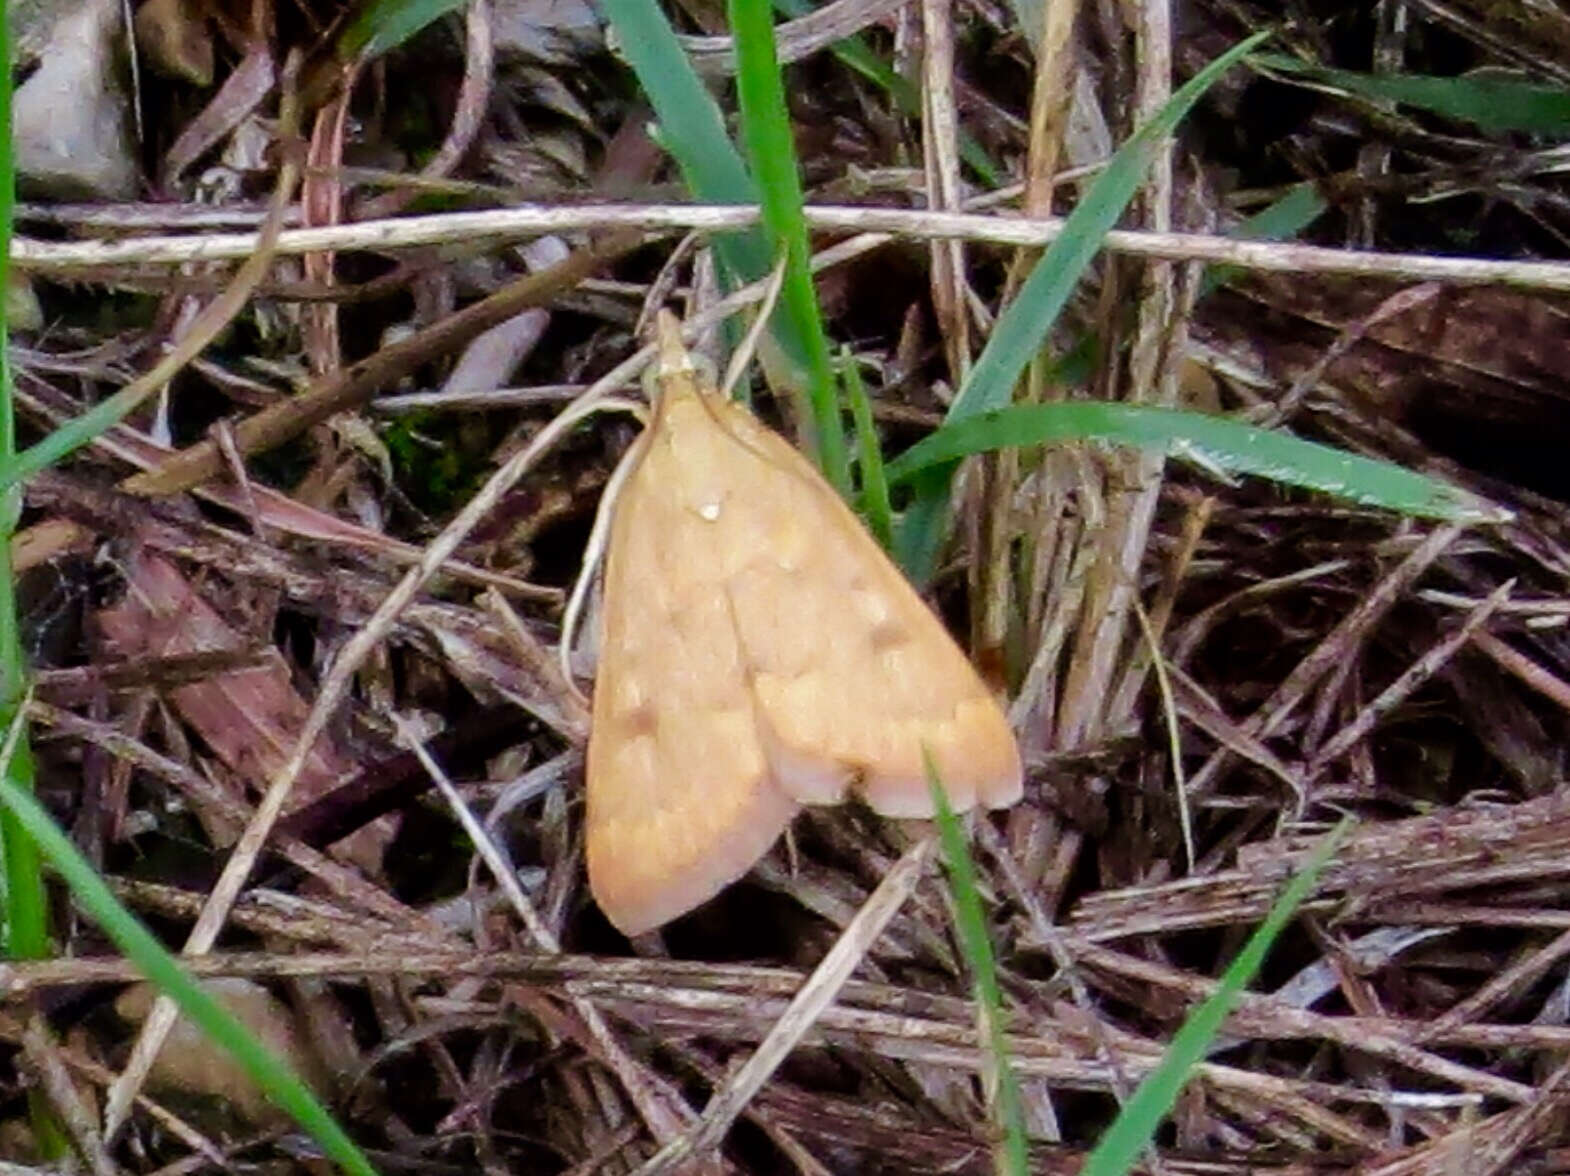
[634,231,702,341]
[559,397,651,701]
[719,255,788,401]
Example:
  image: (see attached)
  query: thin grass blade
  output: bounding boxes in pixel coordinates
[729,0,850,490]
[894,30,1274,580]
[340,0,471,60]
[928,756,1029,1176]
[882,400,1494,521]
[843,349,894,549]
[0,0,49,968]
[599,0,773,288]
[0,775,381,1176]
[1081,820,1353,1176]
[1252,54,1570,135]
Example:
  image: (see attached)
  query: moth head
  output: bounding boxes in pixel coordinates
[642,307,721,411]
[641,345,718,413]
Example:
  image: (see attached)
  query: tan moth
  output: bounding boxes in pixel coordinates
[585,311,1023,935]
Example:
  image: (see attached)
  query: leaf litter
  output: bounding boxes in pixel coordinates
[7,0,1570,1171]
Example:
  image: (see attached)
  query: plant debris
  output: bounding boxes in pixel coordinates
[7,0,1570,1172]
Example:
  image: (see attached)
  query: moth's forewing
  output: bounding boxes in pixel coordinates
[585,315,1021,935]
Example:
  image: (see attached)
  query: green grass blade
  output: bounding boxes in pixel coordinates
[928,758,1028,1176]
[894,29,1274,581]
[842,350,894,549]
[1251,54,1570,135]
[1233,182,1328,242]
[4,370,169,492]
[1201,182,1328,297]
[599,0,772,285]
[729,0,851,492]
[339,0,471,60]
[881,401,1491,521]
[952,30,1272,423]
[603,0,861,489]
[0,684,44,963]
[0,0,14,524]
[0,775,380,1176]
[0,0,49,968]
[890,469,952,588]
[1081,820,1352,1176]
[0,12,61,1153]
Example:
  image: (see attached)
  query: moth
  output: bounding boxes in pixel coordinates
[586,311,1023,935]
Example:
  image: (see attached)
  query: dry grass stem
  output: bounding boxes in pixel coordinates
[15,4,1570,1171]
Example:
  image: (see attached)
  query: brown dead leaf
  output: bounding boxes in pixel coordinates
[115,978,330,1128]
[161,41,275,181]
[96,551,389,872]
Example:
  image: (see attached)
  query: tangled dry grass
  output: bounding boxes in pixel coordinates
[8,0,1570,1172]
